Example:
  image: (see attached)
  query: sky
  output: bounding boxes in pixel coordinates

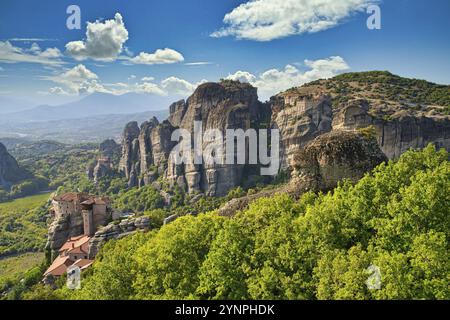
[0,0,449,106]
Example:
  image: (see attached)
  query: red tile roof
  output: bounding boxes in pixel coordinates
[44,255,74,277]
[59,235,90,253]
[73,259,94,270]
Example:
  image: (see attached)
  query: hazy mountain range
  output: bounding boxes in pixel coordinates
[0,92,174,121]
[0,92,173,143]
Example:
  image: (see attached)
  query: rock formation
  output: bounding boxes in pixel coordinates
[0,142,30,190]
[88,139,120,183]
[291,130,388,191]
[117,73,450,198]
[46,193,111,259]
[88,216,151,258]
[119,80,271,196]
[218,130,387,217]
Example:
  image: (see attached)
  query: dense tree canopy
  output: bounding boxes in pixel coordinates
[60,145,448,300]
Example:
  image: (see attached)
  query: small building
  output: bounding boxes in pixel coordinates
[45,192,111,279]
[50,192,111,237]
[44,235,94,278]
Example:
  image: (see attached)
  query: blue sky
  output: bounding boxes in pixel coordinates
[0,0,449,106]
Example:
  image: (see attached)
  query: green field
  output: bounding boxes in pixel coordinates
[0,252,45,279]
[0,193,52,257]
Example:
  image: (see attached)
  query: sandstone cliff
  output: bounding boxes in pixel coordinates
[218,130,387,216]
[118,72,450,198]
[88,139,120,183]
[119,80,271,196]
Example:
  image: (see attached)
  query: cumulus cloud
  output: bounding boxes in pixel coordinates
[225,70,256,83]
[128,48,184,65]
[161,76,196,96]
[135,82,167,96]
[212,0,378,41]
[161,77,208,96]
[227,56,349,100]
[43,64,100,94]
[64,13,184,65]
[49,86,70,95]
[43,64,202,97]
[0,41,64,65]
[66,13,129,61]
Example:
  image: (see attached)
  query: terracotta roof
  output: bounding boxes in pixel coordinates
[44,255,74,277]
[67,246,87,255]
[59,235,90,254]
[73,259,94,270]
[53,192,90,202]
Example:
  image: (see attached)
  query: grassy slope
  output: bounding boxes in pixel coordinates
[0,252,45,279]
[0,193,52,256]
[286,71,450,117]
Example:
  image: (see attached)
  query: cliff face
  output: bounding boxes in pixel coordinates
[88,139,121,183]
[118,117,175,188]
[119,72,450,197]
[271,72,450,167]
[218,130,387,217]
[331,98,450,159]
[119,81,270,196]
[292,130,388,191]
[0,142,30,190]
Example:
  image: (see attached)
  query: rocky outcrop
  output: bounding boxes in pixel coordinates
[118,121,142,187]
[166,81,267,197]
[0,142,30,190]
[292,130,388,191]
[271,89,450,168]
[99,139,120,158]
[46,212,84,259]
[89,139,120,183]
[218,130,387,217]
[119,117,175,188]
[117,75,450,198]
[119,81,270,196]
[88,216,151,258]
[271,90,333,169]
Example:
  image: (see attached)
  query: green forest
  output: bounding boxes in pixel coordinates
[23,144,447,300]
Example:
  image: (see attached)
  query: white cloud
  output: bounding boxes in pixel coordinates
[40,48,63,59]
[227,56,349,100]
[135,82,167,96]
[161,77,196,96]
[66,13,129,61]
[64,12,185,66]
[161,77,208,96]
[212,0,378,41]
[0,67,3,71]
[0,41,64,65]
[185,62,213,66]
[225,70,256,83]
[49,87,70,95]
[128,48,184,65]
[44,64,100,94]
[43,64,202,97]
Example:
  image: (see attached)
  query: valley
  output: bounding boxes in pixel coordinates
[0,71,448,300]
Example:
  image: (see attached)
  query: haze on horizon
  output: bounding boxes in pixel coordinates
[0,0,449,115]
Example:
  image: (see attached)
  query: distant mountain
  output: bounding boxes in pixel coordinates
[0,96,35,114]
[1,92,176,122]
[0,109,168,144]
